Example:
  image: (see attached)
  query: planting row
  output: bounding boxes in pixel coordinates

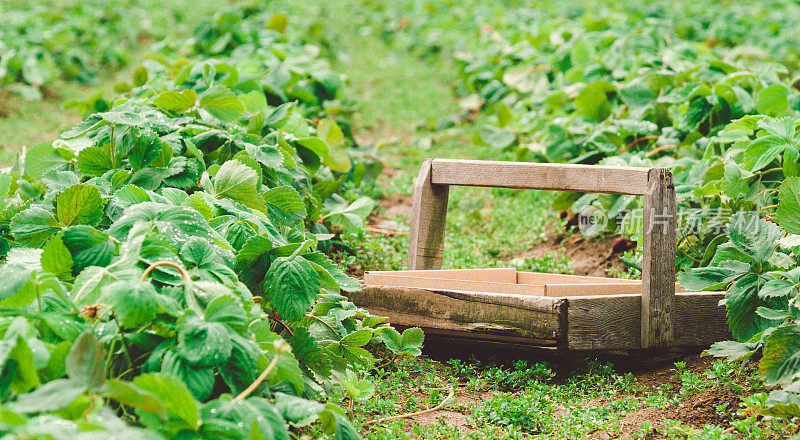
[0,2,407,439]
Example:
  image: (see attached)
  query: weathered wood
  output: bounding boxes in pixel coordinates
[640,168,677,349]
[364,273,546,295]
[567,294,641,350]
[673,292,731,346]
[369,268,518,283]
[516,271,640,285]
[567,292,726,350]
[408,159,450,270]
[348,286,564,341]
[430,159,651,195]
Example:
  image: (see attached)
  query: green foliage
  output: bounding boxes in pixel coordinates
[687,180,800,419]
[0,1,411,438]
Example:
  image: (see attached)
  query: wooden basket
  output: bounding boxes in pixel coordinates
[349,159,730,351]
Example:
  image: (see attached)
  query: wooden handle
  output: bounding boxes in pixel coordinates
[408,159,676,349]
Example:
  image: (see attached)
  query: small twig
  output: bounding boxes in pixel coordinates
[363,388,455,427]
[364,225,410,236]
[231,351,283,403]
[721,426,735,434]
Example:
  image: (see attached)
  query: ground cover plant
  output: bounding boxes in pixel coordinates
[2,0,800,438]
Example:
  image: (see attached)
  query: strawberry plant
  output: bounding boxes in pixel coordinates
[680,177,800,419]
[0,2,415,436]
[0,0,197,98]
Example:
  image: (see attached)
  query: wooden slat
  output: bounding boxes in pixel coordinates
[640,168,677,349]
[567,292,726,350]
[367,268,518,283]
[347,286,565,342]
[430,159,651,195]
[673,292,731,346]
[364,273,545,295]
[544,283,642,297]
[516,271,640,285]
[408,159,449,270]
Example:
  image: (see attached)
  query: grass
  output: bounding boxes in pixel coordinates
[329,354,797,439]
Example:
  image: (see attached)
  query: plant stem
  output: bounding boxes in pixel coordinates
[230,353,282,403]
[141,261,189,283]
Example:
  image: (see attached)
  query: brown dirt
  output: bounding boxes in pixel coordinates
[0,90,18,118]
[587,354,750,439]
[511,229,637,277]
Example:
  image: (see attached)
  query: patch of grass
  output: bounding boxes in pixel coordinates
[346,353,798,439]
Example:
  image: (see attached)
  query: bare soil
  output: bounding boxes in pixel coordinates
[512,230,637,277]
[0,90,18,118]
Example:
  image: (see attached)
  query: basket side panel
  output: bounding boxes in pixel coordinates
[349,286,564,345]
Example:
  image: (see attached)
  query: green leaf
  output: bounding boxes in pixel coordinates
[177,317,233,367]
[263,186,307,225]
[776,178,800,234]
[678,260,749,291]
[266,256,320,321]
[757,84,790,115]
[245,143,284,169]
[133,66,148,87]
[128,129,163,172]
[41,234,74,280]
[160,350,215,401]
[761,324,800,385]
[11,207,62,247]
[575,82,610,121]
[204,160,267,212]
[8,336,40,393]
[0,265,35,307]
[153,90,197,113]
[317,119,345,147]
[11,379,87,413]
[24,143,72,179]
[759,278,795,298]
[266,13,289,33]
[706,340,756,362]
[728,213,781,265]
[378,327,424,356]
[133,373,199,428]
[478,126,515,149]
[205,295,248,331]
[62,226,114,273]
[65,330,105,391]
[726,273,785,341]
[77,144,115,177]
[744,135,789,172]
[200,86,245,122]
[324,197,375,232]
[274,392,325,427]
[56,184,105,226]
[108,202,212,248]
[104,281,158,329]
[98,110,146,127]
[101,379,166,416]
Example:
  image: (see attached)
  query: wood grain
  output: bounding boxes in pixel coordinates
[348,286,565,342]
[567,292,726,350]
[430,159,651,195]
[408,159,450,270]
[640,168,677,348]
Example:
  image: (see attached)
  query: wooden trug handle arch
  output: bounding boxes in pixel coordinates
[407,159,677,349]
